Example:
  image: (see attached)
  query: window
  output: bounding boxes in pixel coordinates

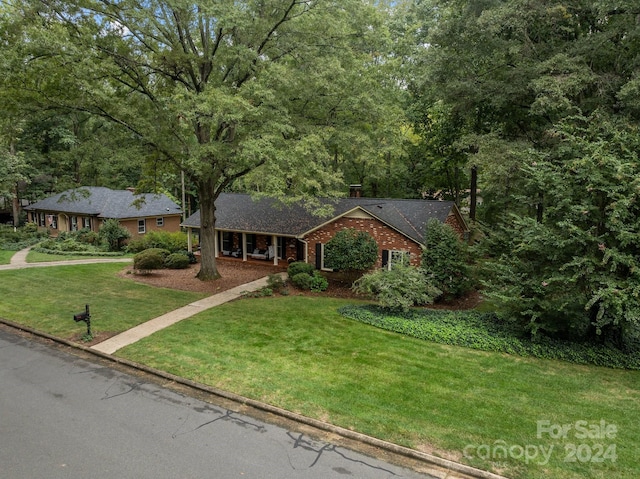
[51,216,58,229]
[383,249,410,270]
[245,234,256,253]
[83,217,91,229]
[39,212,45,227]
[315,243,333,271]
[221,232,233,252]
[156,217,164,227]
[70,216,78,231]
[138,219,146,234]
[276,237,285,260]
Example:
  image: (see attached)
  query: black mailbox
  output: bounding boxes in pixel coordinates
[73,304,92,337]
[74,311,89,322]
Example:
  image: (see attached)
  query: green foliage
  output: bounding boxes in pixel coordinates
[290,271,328,292]
[353,264,441,311]
[287,262,315,278]
[481,115,640,349]
[291,272,312,291]
[338,305,640,370]
[266,274,286,293]
[126,231,188,254]
[0,224,47,250]
[98,219,131,252]
[163,253,190,270]
[133,248,167,274]
[323,228,378,274]
[421,219,472,299]
[309,272,329,292]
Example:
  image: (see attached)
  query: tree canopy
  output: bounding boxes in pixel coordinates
[3,0,399,278]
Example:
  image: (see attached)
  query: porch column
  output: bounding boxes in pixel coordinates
[214,229,219,257]
[272,235,278,266]
[187,227,193,252]
[242,233,247,261]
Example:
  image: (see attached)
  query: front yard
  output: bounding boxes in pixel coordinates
[0,260,638,479]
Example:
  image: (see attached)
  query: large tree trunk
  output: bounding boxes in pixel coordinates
[11,184,20,226]
[196,178,220,280]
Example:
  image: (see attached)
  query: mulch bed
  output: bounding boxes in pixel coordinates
[119,259,481,309]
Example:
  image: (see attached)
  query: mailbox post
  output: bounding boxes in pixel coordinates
[73,304,91,338]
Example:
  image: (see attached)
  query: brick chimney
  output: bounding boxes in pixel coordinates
[349,184,362,198]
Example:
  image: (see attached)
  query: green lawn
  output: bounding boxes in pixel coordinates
[0,263,205,338]
[118,296,640,479]
[26,250,131,263]
[1,262,638,479]
[0,250,13,265]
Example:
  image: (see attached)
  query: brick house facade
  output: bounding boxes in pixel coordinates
[25,187,182,240]
[183,193,469,270]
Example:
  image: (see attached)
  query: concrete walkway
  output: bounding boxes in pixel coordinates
[3,246,279,355]
[91,274,278,354]
[0,246,132,271]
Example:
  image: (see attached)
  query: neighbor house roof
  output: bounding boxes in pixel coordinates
[25,187,182,219]
[182,193,466,245]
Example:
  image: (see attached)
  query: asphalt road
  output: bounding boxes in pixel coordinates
[0,328,438,479]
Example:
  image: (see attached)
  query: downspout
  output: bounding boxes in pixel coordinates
[299,238,308,264]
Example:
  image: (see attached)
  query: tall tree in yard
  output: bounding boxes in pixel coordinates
[407,0,640,344]
[5,0,388,279]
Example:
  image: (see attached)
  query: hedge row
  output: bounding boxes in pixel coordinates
[338,305,640,370]
[32,247,126,257]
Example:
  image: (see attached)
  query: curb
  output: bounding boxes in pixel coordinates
[0,318,509,479]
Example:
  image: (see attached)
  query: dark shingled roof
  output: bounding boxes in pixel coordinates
[25,187,182,219]
[182,193,463,244]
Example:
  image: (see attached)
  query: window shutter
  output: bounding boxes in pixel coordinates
[315,243,322,269]
[382,249,389,268]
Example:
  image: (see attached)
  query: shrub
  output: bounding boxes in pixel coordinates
[178,250,198,264]
[99,219,131,251]
[421,219,472,300]
[291,272,312,290]
[133,248,168,274]
[290,271,328,292]
[310,271,329,292]
[287,261,315,278]
[353,264,442,311]
[266,274,287,293]
[126,230,188,253]
[323,228,377,281]
[164,253,190,269]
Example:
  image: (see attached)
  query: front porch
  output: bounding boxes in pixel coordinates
[186,228,305,267]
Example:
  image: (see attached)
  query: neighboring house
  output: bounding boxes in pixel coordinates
[182,192,469,270]
[25,187,182,239]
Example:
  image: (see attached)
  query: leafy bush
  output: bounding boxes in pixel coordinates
[353,264,441,311]
[99,219,131,251]
[338,305,640,370]
[133,248,168,274]
[290,271,328,292]
[291,272,312,290]
[266,273,287,293]
[287,261,315,278]
[178,250,198,264]
[421,219,472,300]
[164,252,190,269]
[126,231,188,253]
[0,224,47,250]
[323,228,377,280]
[310,272,329,292]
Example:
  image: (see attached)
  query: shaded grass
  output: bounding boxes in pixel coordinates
[0,264,205,338]
[119,296,640,479]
